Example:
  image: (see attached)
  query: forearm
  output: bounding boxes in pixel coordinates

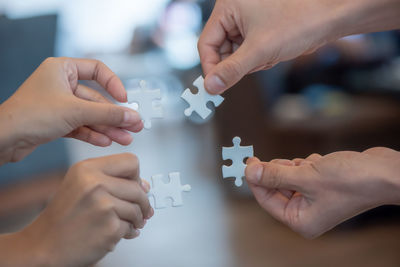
[0,232,49,267]
[328,0,400,40]
[385,157,400,206]
[365,148,400,206]
[0,102,14,165]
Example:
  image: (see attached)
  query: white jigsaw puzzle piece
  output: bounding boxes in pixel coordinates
[222,137,254,187]
[181,76,224,119]
[148,172,191,209]
[127,80,163,129]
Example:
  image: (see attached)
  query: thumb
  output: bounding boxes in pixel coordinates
[246,161,308,191]
[74,99,142,128]
[204,42,260,94]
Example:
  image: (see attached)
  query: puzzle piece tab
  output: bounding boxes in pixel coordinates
[127,80,163,129]
[181,76,224,119]
[148,172,191,209]
[222,137,254,187]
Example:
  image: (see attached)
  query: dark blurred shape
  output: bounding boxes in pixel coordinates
[0,14,68,184]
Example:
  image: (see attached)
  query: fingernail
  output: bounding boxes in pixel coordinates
[246,163,263,183]
[132,120,144,133]
[123,110,139,126]
[205,75,225,94]
[150,207,154,218]
[138,222,145,229]
[144,207,154,220]
[141,180,151,193]
[135,229,141,236]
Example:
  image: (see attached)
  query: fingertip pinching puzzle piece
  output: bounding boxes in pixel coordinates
[181,76,224,120]
[148,172,191,209]
[222,137,254,187]
[127,80,163,129]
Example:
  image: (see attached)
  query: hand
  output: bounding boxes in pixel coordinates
[15,153,153,267]
[0,57,143,164]
[198,0,400,94]
[245,147,400,238]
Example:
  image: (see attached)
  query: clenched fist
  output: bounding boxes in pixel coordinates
[15,153,153,266]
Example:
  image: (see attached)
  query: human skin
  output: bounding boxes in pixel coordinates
[198,0,400,94]
[0,57,153,266]
[245,147,400,238]
[199,0,400,238]
[0,57,144,165]
[0,153,153,266]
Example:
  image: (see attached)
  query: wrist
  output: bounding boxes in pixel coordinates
[379,155,400,206]
[388,166,400,206]
[327,0,400,39]
[0,99,26,165]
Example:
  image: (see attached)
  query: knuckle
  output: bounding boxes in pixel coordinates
[42,57,57,66]
[82,179,103,198]
[121,153,139,166]
[80,157,97,167]
[85,179,104,196]
[92,93,105,103]
[72,163,103,194]
[98,197,115,216]
[70,160,92,178]
[363,147,386,154]
[92,59,106,79]
[265,167,281,188]
[106,216,121,239]
[106,106,124,124]
[73,158,99,174]
[132,205,144,226]
[94,59,106,67]
[67,167,105,201]
[58,56,71,64]
[83,129,96,143]
[45,56,72,71]
[305,153,321,162]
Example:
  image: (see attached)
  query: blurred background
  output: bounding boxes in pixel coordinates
[1,0,400,266]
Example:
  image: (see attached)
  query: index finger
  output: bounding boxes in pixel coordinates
[69,58,127,103]
[88,153,140,182]
[198,12,227,75]
[102,177,153,220]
